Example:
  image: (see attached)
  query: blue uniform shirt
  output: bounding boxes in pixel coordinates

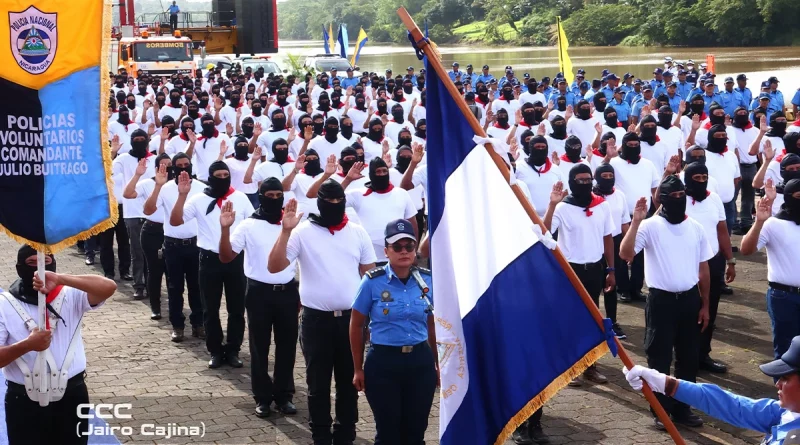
[631,98,650,122]
[674,380,800,444]
[498,77,520,89]
[542,86,555,99]
[736,87,753,107]
[549,90,577,108]
[666,93,682,113]
[619,84,633,95]
[448,70,463,82]
[352,265,433,347]
[768,90,785,115]
[475,74,496,87]
[168,4,180,14]
[719,89,745,117]
[599,86,615,101]
[624,90,642,106]
[676,82,693,101]
[650,79,667,98]
[607,99,631,123]
[341,77,359,89]
[702,92,722,115]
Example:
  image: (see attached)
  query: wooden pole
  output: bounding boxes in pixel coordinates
[396,7,686,445]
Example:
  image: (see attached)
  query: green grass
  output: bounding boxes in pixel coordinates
[452,20,522,42]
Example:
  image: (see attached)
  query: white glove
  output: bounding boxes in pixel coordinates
[623,365,667,394]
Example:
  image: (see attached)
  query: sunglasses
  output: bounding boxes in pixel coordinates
[390,242,417,253]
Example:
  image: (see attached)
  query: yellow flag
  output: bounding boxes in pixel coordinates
[328,23,336,54]
[351,27,368,66]
[556,17,573,85]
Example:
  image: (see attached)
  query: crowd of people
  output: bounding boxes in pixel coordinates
[27,55,799,444]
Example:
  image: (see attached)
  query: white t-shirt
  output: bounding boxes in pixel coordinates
[181,190,254,252]
[286,221,376,310]
[347,108,369,133]
[0,287,103,385]
[704,151,741,203]
[514,121,552,149]
[551,201,614,264]
[757,217,800,287]
[252,161,296,203]
[486,125,512,147]
[345,187,417,262]
[518,91,547,106]
[289,172,324,218]
[216,105,237,133]
[385,121,414,144]
[515,160,564,217]
[545,136,567,157]
[656,126,685,159]
[491,99,520,116]
[610,157,660,214]
[602,191,631,237]
[634,216,714,292]
[230,218,297,284]
[135,178,164,223]
[156,179,205,239]
[189,134,233,181]
[733,126,760,164]
[158,105,183,123]
[685,192,726,255]
[640,140,670,174]
[112,153,156,217]
[308,136,349,162]
[256,130,291,158]
[108,121,140,155]
[224,158,258,194]
[387,99,413,119]
[361,137,393,162]
[566,117,598,153]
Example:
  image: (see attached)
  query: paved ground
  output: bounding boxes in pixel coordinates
[0,231,777,445]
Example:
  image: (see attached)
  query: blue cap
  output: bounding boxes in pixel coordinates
[483,64,489,70]
[407,66,414,71]
[541,76,550,82]
[385,219,416,243]
[346,67,353,72]
[606,73,619,81]
[678,69,688,75]
[623,73,633,80]
[505,65,513,70]
[653,68,664,75]
[386,68,392,73]
[642,84,653,92]
[613,86,623,93]
[724,76,734,83]
[760,336,800,378]
[634,79,643,85]
[663,71,673,77]
[452,62,459,67]
[762,81,770,88]
[601,69,610,76]
[577,68,586,75]
[330,67,338,71]
[667,81,678,87]
[759,92,771,100]
[579,81,590,90]
[736,74,748,81]
[466,64,473,69]
[523,73,530,79]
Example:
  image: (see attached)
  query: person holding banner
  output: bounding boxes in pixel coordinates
[1,246,116,445]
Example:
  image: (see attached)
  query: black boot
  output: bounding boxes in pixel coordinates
[529,421,550,444]
[511,420,532,445]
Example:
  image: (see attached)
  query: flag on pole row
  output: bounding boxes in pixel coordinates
[322,25,332,54]
[337,24,349,61]
[424,55,610,445]
[556,16,574,85]
[0,0,116,253]
[350,27,368,66]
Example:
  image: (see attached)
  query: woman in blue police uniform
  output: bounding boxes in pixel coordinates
[625,335,800,444]
[350,219,438,444]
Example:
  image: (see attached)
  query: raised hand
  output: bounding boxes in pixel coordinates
[585,146,593,164]
[324,154,337,175]
[633,197,648,222]
[606,143,619,159]
[347,161,366,179]
[254,122,263,138]
[665,154,681,175]
[252,146,262,161]
[565,105,574,120]
[303,125,313,140]
[595,121,602,134]
[382,152,393,168]
[756,196,772,222]
[514,109,522,125]
[161,126,169,140]
[226,122,234,136]
[724,114,731,127]
[764,139,774,160]
[148,123,156,136]
[627,123,637,133]
[187,129,197,143]
[537,122,546,136]
[760,115,768,133]
[135,158,147,176]
[282,198,303,231]
[765,178,777,201]
[691,114,701,130]
[485,109,495,123]
[641,105,651,117]
[411,143,424,164]
[551,151,560,166]
[154,163,169,186]
[678,100,686,115]
[177,171,192,195]
[382,139,390,154]
[219,201,236,228]
[549,181,567,205]
[509,140,520,161]
[214,96,224,111]
[219,139,228,157]
[111,134,121,153]
[294,154,306,172]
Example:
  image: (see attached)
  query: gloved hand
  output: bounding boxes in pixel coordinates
[622,365,667,394]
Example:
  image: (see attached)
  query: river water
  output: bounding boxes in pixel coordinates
[280,41,800,106]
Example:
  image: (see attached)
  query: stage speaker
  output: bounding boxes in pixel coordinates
[234,0,279,55]
[212,0,236,27]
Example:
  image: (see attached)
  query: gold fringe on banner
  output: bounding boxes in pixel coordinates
[493,342,610,445]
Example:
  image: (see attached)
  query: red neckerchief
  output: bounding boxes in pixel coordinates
[592,148,604,157]
[792,119,800,127]
[335,103,346,109]
[475,96,488,106]
[364,183,394,196]
[493,122,510,129]
[532,157,552,175]
[739,122,754,130]
[271,210,284,225]
[234,103,244,110]
[336,171,347,178]
[776,149,787,163]
[584,193,605,217]
[560,154,578,163]
[144,151,154,158]
[215,187,235,209]
[179,133,190,141]
[698,112,708,121]
[197,130,220,140]
[326,214,349,234]
[111,109,118,113]
[616,121,623,127]
[44,285,64,330]
[394,97,406,103]
[691,191,711,205]
[518,121,533,128]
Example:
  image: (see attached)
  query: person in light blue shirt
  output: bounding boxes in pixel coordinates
[665,82,682,113]
[549,78,577,108]
[619,73,634,95]
[475,65,495,88]
[631,85,654,124]
[719,76,746,117]
[404,67,418,88]
[768,76,786,116]
[676,70,694,100]
[541,77,554,99]
[752,82,773,111]
[736,74,753,108]
[792,89,800,117]
[608,87,631,125]
[571,69,586,94]
[625,335,800,444]
[340,68,360,89]
[625,80,643,106]
[167,1,180,31]
[584,79,601,101]
[701,82,722,115]
[600,73,618,100]
[576,80,590,101]
[656,71,672,97]
[650,68,667,98]
[448,62,462,82]
[350,219,437,445]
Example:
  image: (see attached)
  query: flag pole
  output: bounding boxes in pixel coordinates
[556,17,564,74]
[396,7,686,445]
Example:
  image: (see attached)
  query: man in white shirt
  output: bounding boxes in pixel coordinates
[213,94,237,134]
[730,106,761,234]
[144,153,205,342]
[621,176,713,430]
[704,124,742,236]
[307,117,349,162]
[655,105,684,159]
[544,164,615,386]
[170,161,254,369]
[191,114,232,181]
[639,115,670,174]
[159,88,185,123]
[385,104,414,143]
[1,246,116,445]
[108,105,140,155]
[219,179,299,418]
[514,136,565,217]
[567,99,599,150]
[268,181,376,445]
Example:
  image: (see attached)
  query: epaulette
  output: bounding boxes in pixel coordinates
[415,267,431,275]
[365,267,386,279]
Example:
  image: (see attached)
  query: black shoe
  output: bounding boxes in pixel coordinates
[511,422,533,445]
[732,226,749,236]
[227,353,243,368]
[85,256,95,266]
[721,284,734,295]
[133,289,146,300]
[631,290,648,301]
[672,412,703,427]
[104,273,115,280]
[254,403,271,418]
[276,401,297,415]
[208,354,225,369]
[171,328,185,343]
[653,416,666,431]
[121,273,133,281]
[732,246,739,253]
[191,326,206,339]
[529,422,550,444]
[76,244,86,254]
[151,312,162,320]
[612,323,627,340]
[699,355,728,373]
[617,292,632,303]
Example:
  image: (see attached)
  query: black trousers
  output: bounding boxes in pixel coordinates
[700,253,725,357]
[570,260,605,308]
[515,407,544,434]
[645,286,701,417]
[5,377,89,445]
[246,279,299,406]
[198,249,246,355]
[617,248,644,295]
[365,342,437,445]
[601,233,622,323]
[141,221,166,313]
[169,13,178,30]
[164,237,203,329]
[99,204,130,277]
[300,307,358,445]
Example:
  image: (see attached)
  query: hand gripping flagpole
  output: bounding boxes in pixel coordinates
[396,8,686,445]
[36,250,50,407]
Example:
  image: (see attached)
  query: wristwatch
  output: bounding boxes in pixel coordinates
[605,267,615,273]
[727,258,736,265]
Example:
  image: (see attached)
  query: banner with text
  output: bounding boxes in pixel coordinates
[0,0,115,252]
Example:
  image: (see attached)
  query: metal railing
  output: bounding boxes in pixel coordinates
[134,11,235,29]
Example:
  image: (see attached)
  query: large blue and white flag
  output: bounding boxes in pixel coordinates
[426,57,612,444]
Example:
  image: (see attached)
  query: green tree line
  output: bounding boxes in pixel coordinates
[278,0,800,46]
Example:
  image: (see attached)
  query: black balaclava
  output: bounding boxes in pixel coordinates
[298,93,311,111]
[779,154,800,191]
[593,163,615,196]
[241,117,255,139]
[396,145,413,173]
[604,107,619,128]
[234,136,250,161]
[303,149,323,176]
[341,120,354,140]
[415,119,427,139]
[180,116,194,138]
[707,124,728,154]
[161,115,178,139]
[311,179,347,227]
[129,129,150,159]
[271,109,286,131]
[339,147,358,174]
[732,106,750,129]
[767,111,787,138]
[250,101,262,117]
[205,161,231,200]
[391,104,405,124]
[684,145,706,166]
[125,96,137,111]
[376,98,388,116]
[324,117,339,143]
[784,133,800,156]
[12,245,56,303]
[564,136,582,163]
[564,163,594,208]
[367,118,384,142]
[187,101,200,119]
[576,100,591,120]
[556,96,567,112]
[228,93,241,108]
[776,179,800,225]
[392,87,405,102]
[155,153,174,180]
[276,90,289,107]
[331,91,343,109]
[312,116,325,136]
[117,104,131,126]
[355,93,367,111]
[527,135,549,168]
[317,92,331,112]
[640,115,658,145]
[520,129,535,155]
[521,103,536,126]
[169,88,182,107]
[172,152,192,182]
[252,178,284,224]
[688,94,705,116]
[550,116,567,139]
[592,92,607,113]
[657,105,673,130]
[271,138,289,164]
[397,129,413,149]
[620,132,641,164]
[684,161,709,202]
[156,93,166,107]
[533,102,545,122]
[368,157,391,192]
[198,95,209,109]
[496,109,509,128]
[658,175,687,224]
[708,103,725,126]
[501,86,514,101]
[200,113,216,138]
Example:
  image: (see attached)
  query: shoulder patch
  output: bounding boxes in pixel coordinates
[365,267,386,279]
[416,267,431,275]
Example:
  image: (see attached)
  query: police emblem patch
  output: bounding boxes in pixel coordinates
[9,6,58,75]
[380,291,393,302]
